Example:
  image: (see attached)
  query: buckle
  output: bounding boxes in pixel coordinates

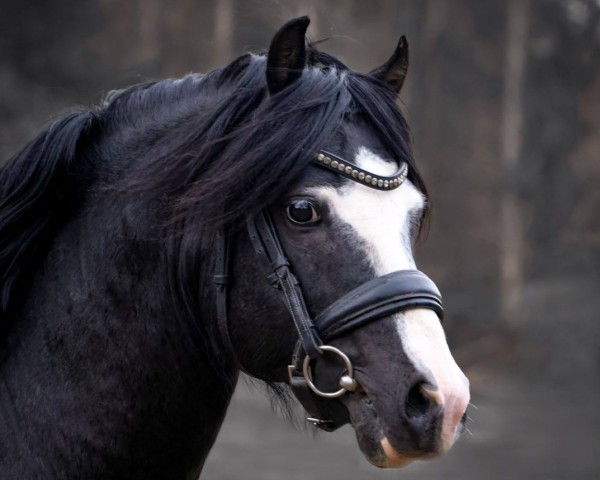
[306,417,338,432]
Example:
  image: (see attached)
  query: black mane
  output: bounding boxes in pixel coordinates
[0,111,99,321]
[0,46,426,347]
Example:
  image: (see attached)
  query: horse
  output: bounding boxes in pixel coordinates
[0,17,470,479]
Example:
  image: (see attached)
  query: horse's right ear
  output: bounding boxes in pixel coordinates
[266,16,310,95]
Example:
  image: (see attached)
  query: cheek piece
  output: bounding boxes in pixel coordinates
[214,150,443,431]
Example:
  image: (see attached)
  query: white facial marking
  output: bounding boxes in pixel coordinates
[397,309,470,452]
[311,146,470,455]
[312,146,424,275]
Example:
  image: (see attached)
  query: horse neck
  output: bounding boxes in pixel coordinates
[0,189,239,479]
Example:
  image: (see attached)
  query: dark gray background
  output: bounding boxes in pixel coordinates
[1,0,599,478]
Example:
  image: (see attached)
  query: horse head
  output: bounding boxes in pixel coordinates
[224,17,470,468]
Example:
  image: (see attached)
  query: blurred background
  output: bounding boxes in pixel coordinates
[1,0,599,478]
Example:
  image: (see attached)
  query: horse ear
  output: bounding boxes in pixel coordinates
[369,35,409,94]
[266,16,310,94]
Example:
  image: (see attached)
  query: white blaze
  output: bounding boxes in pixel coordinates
[314,147,424,274]
[312,147,470,453]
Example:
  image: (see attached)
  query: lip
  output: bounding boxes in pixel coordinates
[340,390,390,467]
[340,389,444,468]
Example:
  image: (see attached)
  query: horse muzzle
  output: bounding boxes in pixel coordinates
[337,310,471,467]
[285,271,469,466]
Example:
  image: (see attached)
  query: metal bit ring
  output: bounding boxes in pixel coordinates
[302,345,356,398]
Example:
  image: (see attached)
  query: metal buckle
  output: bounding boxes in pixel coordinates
[302,345,359,398]
[306,417,338,432]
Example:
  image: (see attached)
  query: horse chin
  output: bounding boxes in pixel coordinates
[340,392,438,469]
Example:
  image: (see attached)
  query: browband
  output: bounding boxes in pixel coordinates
[314,150,408,190]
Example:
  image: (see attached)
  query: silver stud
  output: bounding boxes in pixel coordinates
[351,169,358,178]
[324,156,332,165]
[339,375,359,392]
[338,163,345,172]
[317,153,325,161]
[331,160,339,168]
[372,178,378,186]
[345,166,352,174]
[384,180,389,188]
[378,179,384,187]
[365,175,372,183]
[358,172,365,180]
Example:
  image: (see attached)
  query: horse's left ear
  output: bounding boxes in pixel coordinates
[369,35,409,94]
[266,16,310,94]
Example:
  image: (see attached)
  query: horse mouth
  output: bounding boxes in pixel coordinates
[340,392,413,467]
[340,389,453,468]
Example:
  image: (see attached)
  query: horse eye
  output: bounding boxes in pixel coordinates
[286,200,320,225]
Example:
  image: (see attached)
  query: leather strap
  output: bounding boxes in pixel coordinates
[287,342,350,431]
[214,231,238,360]
[316,270,443,341]
[247,210,323,358]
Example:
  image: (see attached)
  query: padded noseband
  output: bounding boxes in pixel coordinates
[317,270,443,342]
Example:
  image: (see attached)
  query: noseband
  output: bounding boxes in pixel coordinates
[214,150,443,431]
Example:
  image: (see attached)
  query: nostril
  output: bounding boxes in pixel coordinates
[406,382,441,418]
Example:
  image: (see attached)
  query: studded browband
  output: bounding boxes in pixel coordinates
[314,150,408,190]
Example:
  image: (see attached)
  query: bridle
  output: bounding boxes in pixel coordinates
[214,150,444,431]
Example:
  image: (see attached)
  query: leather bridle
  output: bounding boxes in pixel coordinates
[214,150,444,431]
